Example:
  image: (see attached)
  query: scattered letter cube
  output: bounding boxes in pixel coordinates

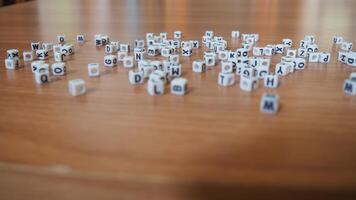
[260,93,279,114]
[35,70,50,84]
[192,60,206,73]
[68,79,86,96]
[104,55,117,67]
[129,70,144,84]
[123,56,134,68]
[88,63,100,77]
[218,72,235,86]
[171,78,188,95]
[51,62,66,76]
[147,79,164,96]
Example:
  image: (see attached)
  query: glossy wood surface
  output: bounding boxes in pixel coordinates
[0,0,356,199]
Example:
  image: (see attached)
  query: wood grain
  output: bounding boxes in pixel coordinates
[0,0,356,199]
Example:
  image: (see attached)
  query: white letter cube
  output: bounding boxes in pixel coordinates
[68,79,86,96]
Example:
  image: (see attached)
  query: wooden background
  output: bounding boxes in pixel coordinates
[1,0,356,199]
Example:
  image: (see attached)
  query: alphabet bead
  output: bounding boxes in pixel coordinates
[182,47,192,57]
[149,70,167,84]
[274,44,284,54]
[57,35,65,43]
[333,36,343,44]
[264,46,273,56]
[31,60,45,73]
[134,51,144,61]
[147,79,164,96]
[104,55,117,67]
[171,78,188,95]
[42,43,53,51]
[218,50,228,61]
[146,33,154,40]
[147,46,159,56]
[205,55,216,67]
[6,49,19,59]
[169,54,180,64]
[293,57,306,70]
[88,63,100,77]
[236,48,248,57]
[286,49,297,58]
[123,56,134,68]
[141,65,155,78]
[135,39,145,48]
[240,76,258,92]
[53,44,62,54]
[241,66,257,78]
[35,70,50,84]
[260,93,279,114]
[51,62,66,76]
[343,78,356,95]
[37,63,49,73]
[181,41,192,49]
[101,35,110,45]
[227,51,237,61]
[319,52,331,63]
[306,43,318,53]
[192,60,206,73]
[231,30,240,38]
[297,48,307,58]
[218,72,235,86]
[169,64,182,77]
[256,64,269,79]
[338,51,347,64]
[151,60,163,71]
[111,41,120,50]
[36,49,49,60]
[117,51,128,61]
[174,31,182,39]
[282,38,293,47]
[68,79,86,96]
[253,47,264,56]
[54,52,67,62]
[4,58,19,70]
[241,42,253,51]
[264,74,279,88]
[308,52,320,62]
[341,42,353,51]
[191,40,199,48]
[346,52,356,66]
[105,44,116,54]
[77,34,85,43]
[129,70,144,84]
[304,35,316,44]
[120,43,130,52]
[275,63,289,76]
[161,47,171,57]
[23,51,34,62]
[220,61,233,74]
[31,42,40,51]
[61,45,74,55]
[160,32,167,40]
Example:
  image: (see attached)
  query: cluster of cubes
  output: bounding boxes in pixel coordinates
[191,31,338,114]
[4,29,354,113]
[5,34,87,96]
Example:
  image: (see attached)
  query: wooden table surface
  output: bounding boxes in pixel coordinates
[1,0,356,199]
